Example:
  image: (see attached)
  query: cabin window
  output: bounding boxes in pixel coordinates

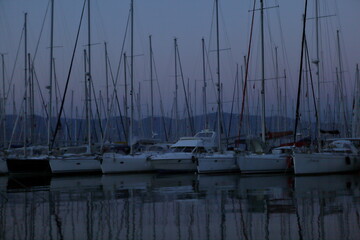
[173,147,184,152]
[195,147,206,153]
[183,147,195,153]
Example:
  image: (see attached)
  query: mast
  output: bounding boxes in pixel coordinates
[104,42,110,122]
[75,105,79,145]
[243,55,251,135]
[24,12,28,155]
[48,0,54,151]
[1,54,6,148]
[174,38,179,140]
[284,69,287,131]
[12,85,15,116]
[294,0,308,143]
[104,42,110,142]
[124,52,128,142]
[260,0,266,143]
[314,0,321,150]
[305,48,312,136]
[130,0,134,154]
[86,0,92,153]
[275,46,280,132]
[83,49,88,146]
[353,64,360,137]
[71,90,74,145]
[149,35,154,137]
[201,38,208,129]
[215,0,222,151]
[28,53,34,145]
[336,30,347,137]
[137,82,143,136]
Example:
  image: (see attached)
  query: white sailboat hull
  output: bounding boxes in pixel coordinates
[237,154,292,174]
[101,153,153,174]
[150,152,198,172]
[293,152,360,175]
[197,152,238,173]
[49,154,101,174]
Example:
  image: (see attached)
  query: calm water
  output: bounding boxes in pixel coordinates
[0,172,359,240]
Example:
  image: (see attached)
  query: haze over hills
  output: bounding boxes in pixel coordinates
[0,112,341,148]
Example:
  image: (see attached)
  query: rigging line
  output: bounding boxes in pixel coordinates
[176,45,195,136]
[88,77,103,141]
[337,69,350,134]
[335,31,350,120]
[275,2,293,91]
[32,65,48,120]
[7,90,27,150]
[221,91,229,140]
[337,30,352,99]
[334,43,349,133]
[52,59,73,142]
[238,0,256,138]
[322,15,336,86]
[51,0,87,150]
[168,98,175,140]
[114,9,131,92]
[88,102,100,143]
[7,26,24,102]
[264,2,281,103]
[294,0,308,144]
[30,0,51,72]
[207,0,216,68]
[2,1,50,132]
[17,0,51,129]
[206,3,226,118]
[333,0,352,92]
[264,2,277,74]
[227,65,238,138]
[100,55,124,145]
[204,40,216,104]
[152,49,169,141]
[77,103,86,144]
[218,1,236,82]
[89,74,104,140]
[188,41,202,86]
[98,90,107,123]
[101,9,131,144]
[106,55,125,141]
[93,0,109,42]
[304,38,318,124]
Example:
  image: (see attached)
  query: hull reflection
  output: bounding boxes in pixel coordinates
[0,173,359,239]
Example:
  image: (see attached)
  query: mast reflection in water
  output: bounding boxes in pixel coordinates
[0,172,359,239]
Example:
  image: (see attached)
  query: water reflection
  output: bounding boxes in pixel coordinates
[0,172,359,240]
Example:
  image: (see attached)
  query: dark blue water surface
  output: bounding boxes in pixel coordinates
[0,172,359,240]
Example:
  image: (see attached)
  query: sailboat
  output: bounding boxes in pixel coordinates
[49,145,102,174]
[196,0,239,174]
[101,1,169,174]
[236,0,293,174]
[48,0,101,174]
[292,0,360,175]
[5,12,52,174]
[293,138,360,174]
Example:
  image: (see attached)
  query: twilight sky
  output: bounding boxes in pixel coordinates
[0,0,359,122]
